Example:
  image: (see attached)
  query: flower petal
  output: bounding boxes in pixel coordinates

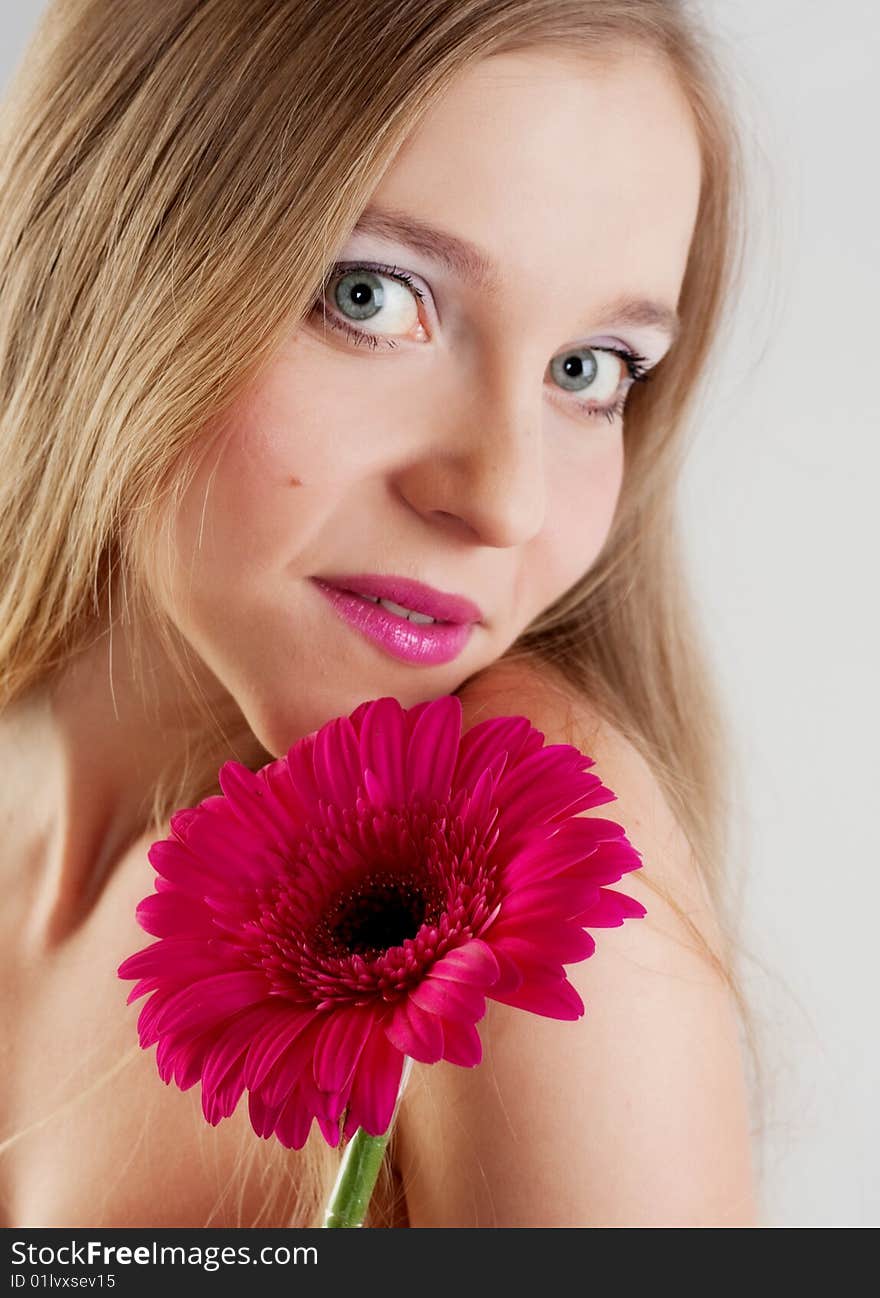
[575,886,648,926]
[491,973,585,1020]
[485,936,564,980]
[171,805,277,886]
[254,755,314,840]
[125,977,160,1005]
[151,971,269,1037]
[489,920,596,965]
[496,876,603,922]
[133,889,217,939]
[385,997,444,1064]
[243,1010,314,1091]
[272,1067,346,1151]
[362,766,391,807]
[501,817,630,889]
[260,1020,324,1108]
[409,975,487,1023]
[440,1017,483,1067]
[455,762,502,847]
[155,1025,218,1090]
[133,990,171,1047]
[317,1114,342,1147]
[169,805,200,841]
[487,946,525,996]
[201,1003,272,1102]
[117,937,242,983]
[454,715,540,797]
[312,1007,376,1094]
[202,1063,248,1125]
[248,1088,285,1139]
[218,760,300,862]
[281,731,322,816]
[147,837,229,897]
[344,1026,405,1138]
[428,938,500,988]
[496,746,607,836]
[359,697,408,804]
[404,695,462,803]
[273,1092,315,1150]
[312,714,363,807]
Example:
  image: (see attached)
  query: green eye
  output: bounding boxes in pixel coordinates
[333,270,386,322]
[549,347,619,400]
[551,348,600,392]
[312,262,653,420]
[317,262,427,347]
[546,345,653,422]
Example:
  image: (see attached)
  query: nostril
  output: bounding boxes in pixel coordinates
[432,509,480,539]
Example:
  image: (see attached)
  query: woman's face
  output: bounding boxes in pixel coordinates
[162,46,701,756]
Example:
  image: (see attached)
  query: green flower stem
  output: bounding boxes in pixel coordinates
[322,1055,412,1229]
[323,1127,392,1228]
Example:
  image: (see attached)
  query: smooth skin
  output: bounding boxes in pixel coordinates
[0,45,758,1225]
[401,658,759,1226]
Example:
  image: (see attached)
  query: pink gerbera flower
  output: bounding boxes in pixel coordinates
[118,694,645,1151]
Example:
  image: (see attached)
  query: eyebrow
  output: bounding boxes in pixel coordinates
[350,205,681,344]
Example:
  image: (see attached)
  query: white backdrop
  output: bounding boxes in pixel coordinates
[676,1,878,1229]
[2,0,877,1229]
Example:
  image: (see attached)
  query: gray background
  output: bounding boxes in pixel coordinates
[1,0,876,1228]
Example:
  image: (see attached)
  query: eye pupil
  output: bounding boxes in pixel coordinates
[335,270,385,320]
[551,347,599,392]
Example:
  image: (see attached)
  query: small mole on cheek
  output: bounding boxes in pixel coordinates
[289,475,303,487]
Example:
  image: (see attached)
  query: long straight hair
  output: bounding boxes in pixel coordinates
[0,0,761,1226]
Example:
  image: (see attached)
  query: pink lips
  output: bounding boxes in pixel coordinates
[310,576,479,666]
[315,573,483,625]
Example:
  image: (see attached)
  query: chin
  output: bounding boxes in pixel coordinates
[245,705,327,762]
[239,686,374,760]
[242,675,475,760]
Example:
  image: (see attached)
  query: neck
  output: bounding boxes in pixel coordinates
[1,603,254,953]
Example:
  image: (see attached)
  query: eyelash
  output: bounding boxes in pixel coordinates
[311,261,653,423]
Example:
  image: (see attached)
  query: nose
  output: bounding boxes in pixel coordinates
[392,355,547,549]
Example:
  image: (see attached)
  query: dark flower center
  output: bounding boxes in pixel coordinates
[315,869,443,960]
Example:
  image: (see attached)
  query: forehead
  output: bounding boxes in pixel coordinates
[367,46,702,321]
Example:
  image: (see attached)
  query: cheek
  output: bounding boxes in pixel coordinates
[543,430,625,585]
[170,392,345,575]
[586,432,625,532]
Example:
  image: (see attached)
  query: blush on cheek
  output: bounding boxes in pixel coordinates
[547,437,624,582]
[561,433,624,520]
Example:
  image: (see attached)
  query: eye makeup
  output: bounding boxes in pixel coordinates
[309,259,660,422]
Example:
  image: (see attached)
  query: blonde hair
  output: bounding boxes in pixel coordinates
[0,0,764,1226]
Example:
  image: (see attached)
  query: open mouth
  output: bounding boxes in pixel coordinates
[338,588,451,626]
[310,578,475,667]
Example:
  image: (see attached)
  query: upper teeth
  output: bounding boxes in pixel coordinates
[359,593,437,624]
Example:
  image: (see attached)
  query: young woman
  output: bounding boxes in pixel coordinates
[0,0,760,1227]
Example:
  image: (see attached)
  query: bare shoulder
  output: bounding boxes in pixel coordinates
[393,657,759,1227]
[456,656,723,959]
